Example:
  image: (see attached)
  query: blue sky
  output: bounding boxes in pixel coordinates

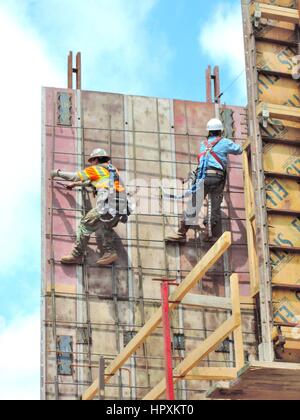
[0,0,246,400]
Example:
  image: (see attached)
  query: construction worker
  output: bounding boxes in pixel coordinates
[51,148,129,266]
[166,118,243,242]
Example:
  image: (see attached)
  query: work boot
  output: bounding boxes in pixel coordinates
[165,231,186,243]
[165,221,188,243]
[96,251,118,266]
[60,254,83,265]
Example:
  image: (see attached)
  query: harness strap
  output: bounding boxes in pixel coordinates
[197,136,225,170]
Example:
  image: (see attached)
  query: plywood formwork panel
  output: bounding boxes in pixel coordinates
[273,288,300,324]
[256,41,297,74]
[263,143,300,174]
[271,250,300,286]
[258,76,300,106]
[261,119,300,142]
[266,177,300,211]
[255,20,297,43]
[268,214,300,247]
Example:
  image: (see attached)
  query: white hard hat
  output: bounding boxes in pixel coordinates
[207,118,224,132]
[88,148,110,163]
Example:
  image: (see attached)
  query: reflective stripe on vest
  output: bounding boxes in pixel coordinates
[79,164,125,192]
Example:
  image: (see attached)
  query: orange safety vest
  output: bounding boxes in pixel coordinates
[77,164,125,192]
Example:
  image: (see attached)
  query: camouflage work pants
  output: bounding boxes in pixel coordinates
[183,174,226,231]
[72,208,119,257]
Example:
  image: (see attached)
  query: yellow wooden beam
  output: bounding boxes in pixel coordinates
[169,290,232,310]
[185,367,237,381]
[143,314,240,400]
[243,149,259,295]
[82,231,232,400]
[257,103,300,123]
[251,3,300,24]
[283,341,300,351]
[169,290,255,311]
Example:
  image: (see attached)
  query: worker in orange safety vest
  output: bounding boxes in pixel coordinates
[51,148,130,266]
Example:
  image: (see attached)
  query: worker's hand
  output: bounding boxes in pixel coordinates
[50,169,60,179]
[66,181,83,190]
[66,182,77,190]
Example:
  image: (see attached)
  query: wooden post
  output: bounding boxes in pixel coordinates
[243,146,259,295]
[213,66,221,103]
[206,65,212,103]
[76,52,82,90]
[230,274,245,371]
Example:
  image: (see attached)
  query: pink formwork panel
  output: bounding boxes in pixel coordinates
[42,88,253,400]
[44,88,78,293]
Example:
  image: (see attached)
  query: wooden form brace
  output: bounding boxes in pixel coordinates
[143,274,244,400]
[243,141,259,296]
[257,103,300,123]
[81,231,232,400]
[250,3,300,24]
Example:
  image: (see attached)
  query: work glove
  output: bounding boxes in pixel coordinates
[50,169,61,178]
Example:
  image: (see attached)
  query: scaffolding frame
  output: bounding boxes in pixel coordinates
[81,233,246,400]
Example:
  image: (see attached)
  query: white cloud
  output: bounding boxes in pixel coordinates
[0,1,171,275]
[198,1,247,104]
[0,312,40,400]
[0,7,64,273]
[4,0,171,96]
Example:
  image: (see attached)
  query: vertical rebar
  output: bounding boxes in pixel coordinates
[109,113,123,399]
[131,99,151,392]
[99,357,105,400]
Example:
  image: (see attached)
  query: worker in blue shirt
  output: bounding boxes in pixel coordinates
[166,118,243,242]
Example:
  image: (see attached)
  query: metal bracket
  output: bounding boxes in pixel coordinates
[215,338,231,354]
[77,327,91,345]
[57,336,73,376]
[262,104,270,129]
[173,333,185,351]
[57,92,72,126]
[253,3,262,28]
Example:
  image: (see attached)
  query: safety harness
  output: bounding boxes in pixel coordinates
[163,137,225,200]
[197,136,225,179]
[97,163,131,224]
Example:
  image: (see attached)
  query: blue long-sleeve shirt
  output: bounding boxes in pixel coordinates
[198,137,243,171]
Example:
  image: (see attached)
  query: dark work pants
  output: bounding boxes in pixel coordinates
[203,174,226,228]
